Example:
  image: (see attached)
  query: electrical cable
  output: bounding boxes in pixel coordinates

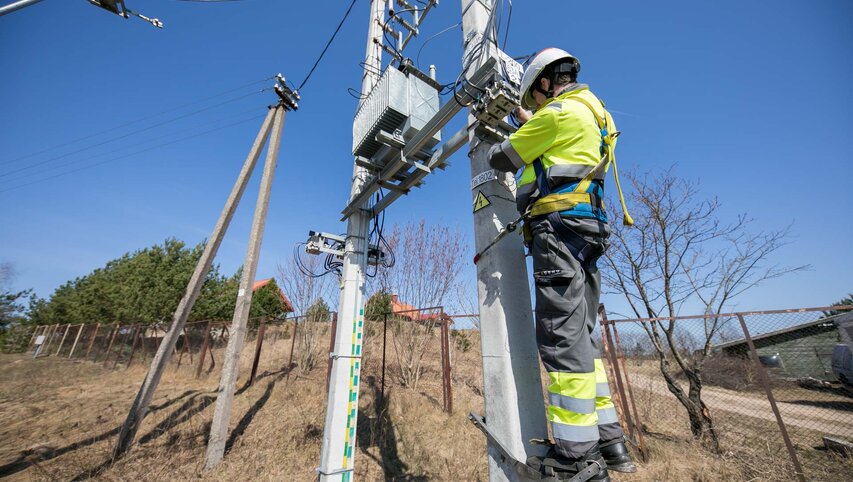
[0,106,264,185]
[381,6,424,63]
[2,77,273,167]
[296,0,359,91]
[0,89,268,179]
[364,188,395,278]
[502,0,512,50]
[293,243,339,278]
[0,112,265,193]
[415,22,461,70]
[347,87,368,100]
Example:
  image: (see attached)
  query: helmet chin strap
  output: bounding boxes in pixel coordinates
[532,74,558,107]
[533,60,579,105]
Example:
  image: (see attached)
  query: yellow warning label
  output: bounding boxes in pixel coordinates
[473,191,491,213]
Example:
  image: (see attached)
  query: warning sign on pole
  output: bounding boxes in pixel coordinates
[473,191,491,213]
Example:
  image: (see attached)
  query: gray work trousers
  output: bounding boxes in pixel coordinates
[530,215,623,459]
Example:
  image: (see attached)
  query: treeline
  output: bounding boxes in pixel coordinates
[28,238,290,326]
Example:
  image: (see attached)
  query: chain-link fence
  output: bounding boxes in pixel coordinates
[600,305,853,482]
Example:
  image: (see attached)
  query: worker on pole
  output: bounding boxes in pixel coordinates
[487,48,636,481]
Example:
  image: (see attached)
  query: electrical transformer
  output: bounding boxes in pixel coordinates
[352,66,441,160]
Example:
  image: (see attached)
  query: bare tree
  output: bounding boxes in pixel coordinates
[601,168,806,452]
[378,220,466,389]
[277,255,335,373]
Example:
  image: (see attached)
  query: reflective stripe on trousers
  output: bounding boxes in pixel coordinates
[532,215,624,458]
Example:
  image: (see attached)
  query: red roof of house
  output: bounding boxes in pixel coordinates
[390,294,449,323]
[253,278,294,312]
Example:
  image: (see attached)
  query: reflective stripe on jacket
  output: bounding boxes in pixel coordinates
[488,83,615,215]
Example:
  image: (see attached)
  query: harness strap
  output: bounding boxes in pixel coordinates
[533,158,551,197]
[546,211,599,268]
[564,95,634,226]
[530,192,593,217]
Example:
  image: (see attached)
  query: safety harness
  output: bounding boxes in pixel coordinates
[522,94,633,267]
[473,93,634,266]
[529,93,633,226]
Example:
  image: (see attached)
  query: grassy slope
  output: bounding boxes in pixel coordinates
[0,327,850,481]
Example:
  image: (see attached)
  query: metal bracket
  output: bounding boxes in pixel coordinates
[305,231,387,266]
[274,74,300,111]
[329,353,363,360]
[473,122,508,144]
[316,466,355,476]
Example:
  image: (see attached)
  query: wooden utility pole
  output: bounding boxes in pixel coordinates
[113,106,277,458]
[205,105,286,469]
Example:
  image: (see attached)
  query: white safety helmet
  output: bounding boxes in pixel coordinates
[519,48,581,110]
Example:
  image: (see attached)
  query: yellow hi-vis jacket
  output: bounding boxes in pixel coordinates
[488,83,632,225]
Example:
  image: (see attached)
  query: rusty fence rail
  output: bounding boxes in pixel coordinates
[599,305,853,482]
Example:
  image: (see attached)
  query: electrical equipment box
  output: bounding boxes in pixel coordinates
[352,66,441,160]
[474,80,519,128]
[306,231,386,266]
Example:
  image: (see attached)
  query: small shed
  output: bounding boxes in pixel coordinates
[714,317,841,381]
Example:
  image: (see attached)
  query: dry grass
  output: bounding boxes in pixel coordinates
[1,328,850,481]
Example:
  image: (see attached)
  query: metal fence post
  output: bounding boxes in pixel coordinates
[288,316,299,367]
[440,316,453,414]
[610,320,649,462]
[381,312,388,400]
[248,319,267,387]
[196,320,213,378]
[176,326,190,369]
[736,314,805,482]
[599,307,636,437]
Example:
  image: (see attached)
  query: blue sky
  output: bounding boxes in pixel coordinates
[1,0,851,317]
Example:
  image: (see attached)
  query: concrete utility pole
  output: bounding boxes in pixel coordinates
[113,107,277,458]
[204,105,285,469]
[460,1,549,481]
[317,1,383,480]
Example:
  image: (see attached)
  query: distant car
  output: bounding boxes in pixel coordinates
[832,344,853,385]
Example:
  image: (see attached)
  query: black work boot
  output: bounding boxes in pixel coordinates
[599,437,637,473]
[526,446,610,482]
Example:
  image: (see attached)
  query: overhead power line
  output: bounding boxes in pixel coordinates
[296,0,359,91]
[0,89,267,179]
[2,77,272,167]
[0,113,265,193]
[0,105,263,185]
